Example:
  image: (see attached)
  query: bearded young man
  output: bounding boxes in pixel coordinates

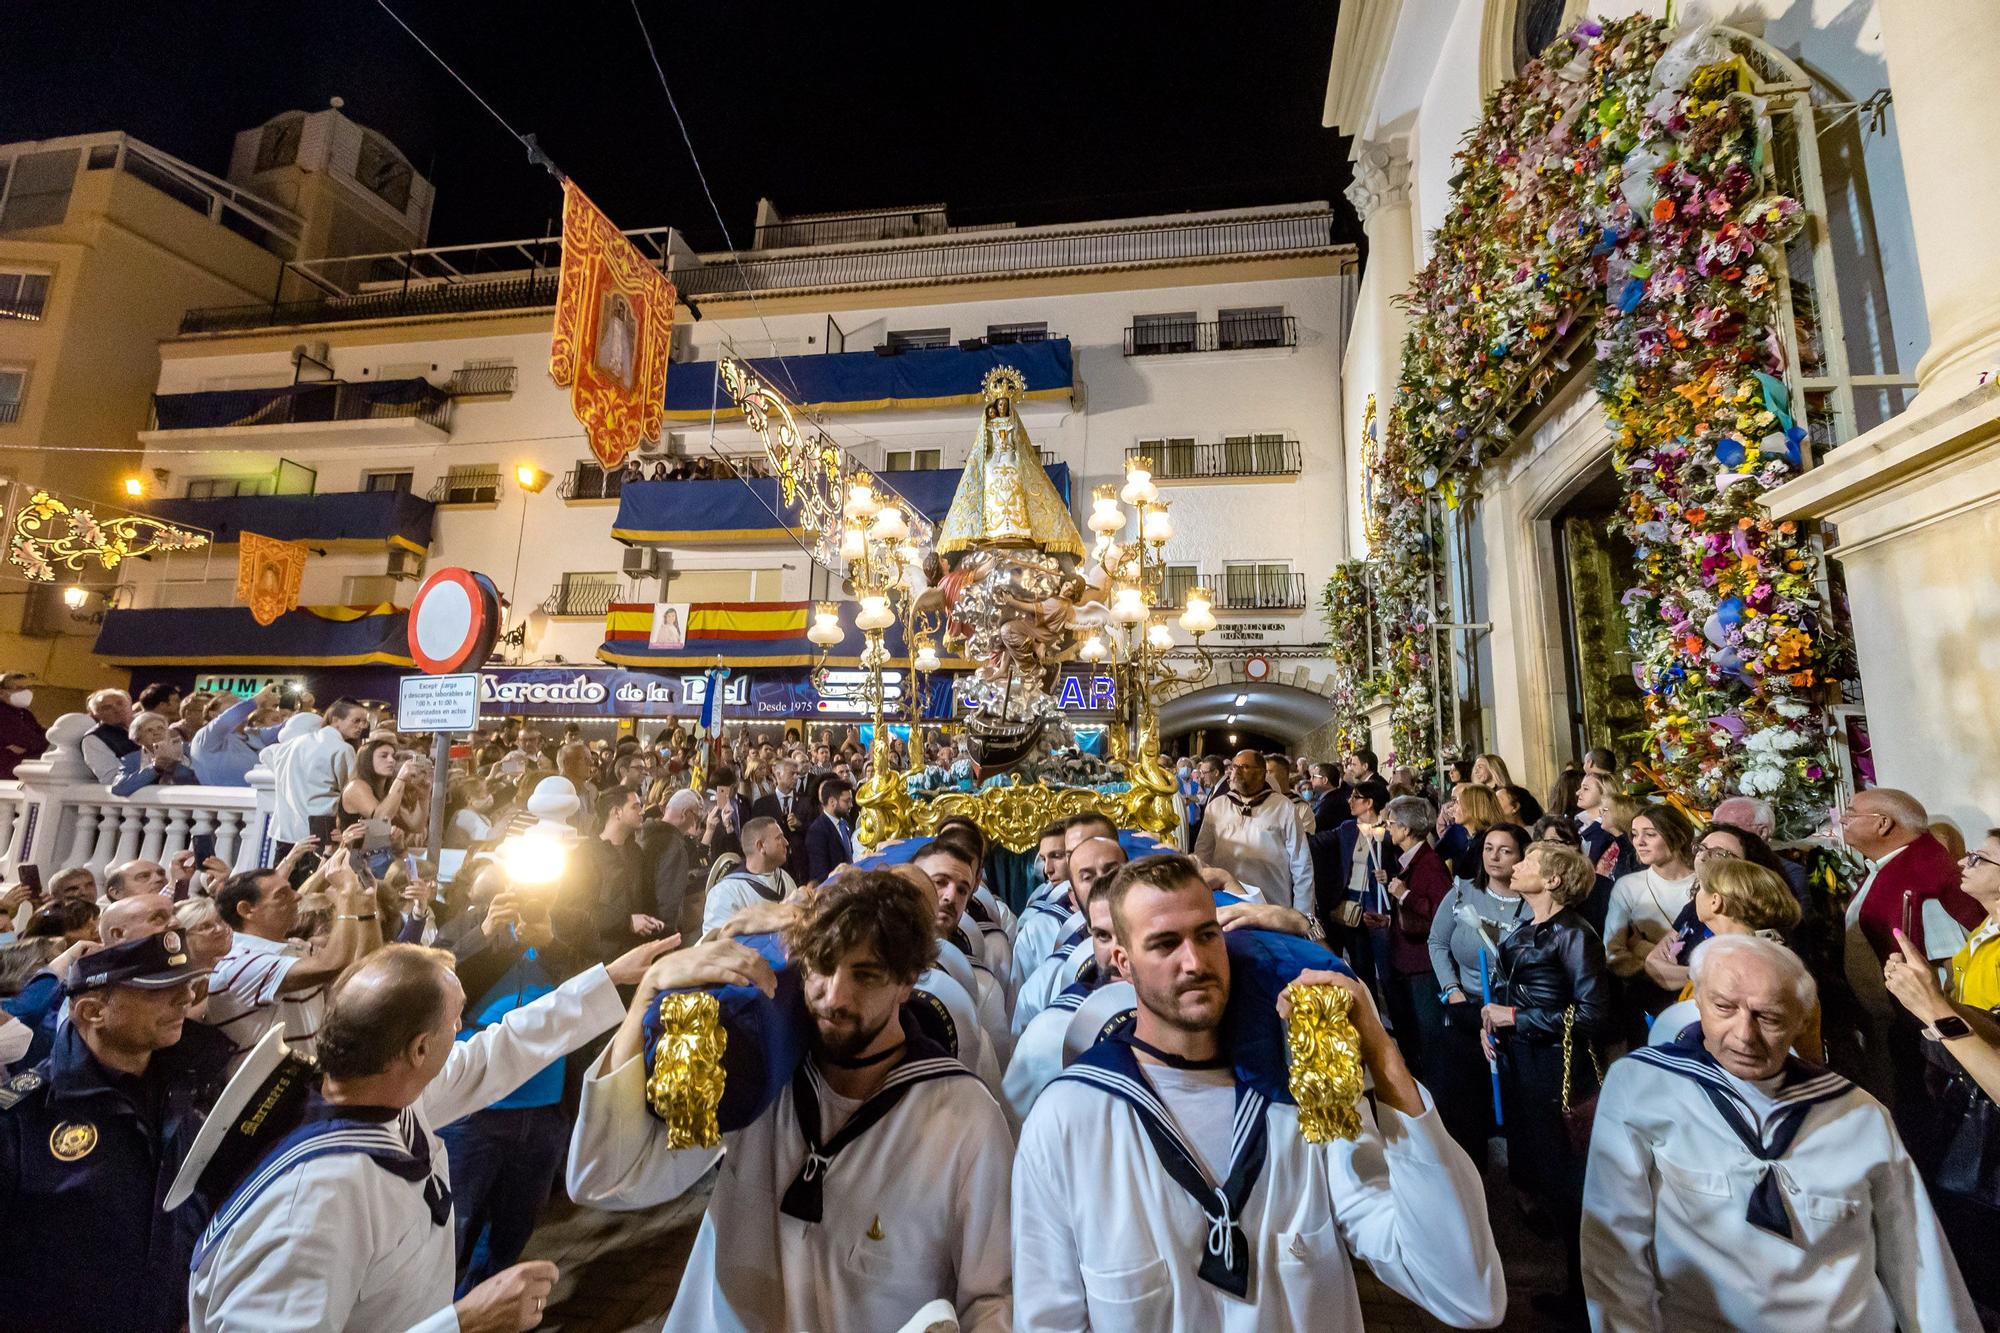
[567,870,1012,1331]
[1011,853,1503,1331]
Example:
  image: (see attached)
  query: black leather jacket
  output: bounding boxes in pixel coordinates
[1496,907,1612,1045]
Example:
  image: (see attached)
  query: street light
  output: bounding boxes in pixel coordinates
[504,465,554,659]
[62,585,87,609]
[514,464,552,493]
[122,476,145,499]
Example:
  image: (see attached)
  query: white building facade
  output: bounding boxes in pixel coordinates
[110,200,1356,751]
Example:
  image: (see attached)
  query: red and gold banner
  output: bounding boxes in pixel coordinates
[236,531,307,626]
[548,181,677,471]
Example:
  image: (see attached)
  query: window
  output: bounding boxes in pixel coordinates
[1132,312,1198,355]
[184,477,273,499]
[986,321,1048,344]
[552,571,622,617]
[1222,561,1297,609]
[1217,307,1289,350]
[1220,433,1294,475]
[255,117,304,172]
[883,448,941,472]
[0,270,50,320]
[449,359,517,396]
[1137,438,1197,479]
[0,149,80,231]
[566,460,623,500]
[886,328,951,351]
[355,135,413,211]
[364,471,413,494]
[0,369,23,425]
[436,465,500,505]
[1160,564,1199,608]
[1513,0,1575,74]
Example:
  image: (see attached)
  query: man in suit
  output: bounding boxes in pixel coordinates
[1305,761,1348,831]
[1839,786,1984,1117]
[750,757,813,885]
[1185,753,1226,843]
[699,765,749,863]
[804,776,857,884]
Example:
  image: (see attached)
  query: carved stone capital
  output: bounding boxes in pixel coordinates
[1344,142,1412,224]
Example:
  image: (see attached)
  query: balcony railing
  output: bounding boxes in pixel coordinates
[430,468,500,505]
[0,400,19,425]
[1129,439,1302,480]
[447,363,518,396]
[0,291,46,321]
[540,580,621,618]
[1217,572,1310,610]
[176,208,1342,333]
[1124,316,1299,357]
[560,466,625,502]
[150,377,453,434]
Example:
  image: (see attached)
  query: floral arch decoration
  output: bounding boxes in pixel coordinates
[1361,15,1834,826]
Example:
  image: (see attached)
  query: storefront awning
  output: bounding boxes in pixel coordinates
[94,603,414,667]
[610,463,1069,545]
[662,338,1073,421]
[140,490,434,554]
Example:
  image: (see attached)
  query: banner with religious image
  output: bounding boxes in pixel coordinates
[235,531,307,626]
[548,180,677,471]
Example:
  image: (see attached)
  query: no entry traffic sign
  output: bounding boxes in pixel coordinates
[407,567,501,674]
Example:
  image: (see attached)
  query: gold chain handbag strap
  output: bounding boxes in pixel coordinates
[1560,1004,1603,1112]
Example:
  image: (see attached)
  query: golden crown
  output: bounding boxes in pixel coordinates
[982,366,1028,403]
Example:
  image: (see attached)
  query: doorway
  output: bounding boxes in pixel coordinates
[1548,465,1646,767]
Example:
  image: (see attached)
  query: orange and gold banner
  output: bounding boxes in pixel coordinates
[236,531,307,626]
[548,180,677,471]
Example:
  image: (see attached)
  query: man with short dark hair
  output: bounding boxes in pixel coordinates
[586,785,667,960]
[1013,853,1502,1330]
[701,765,749,862]
[1003,835,1133,1118]
[805,776,857,882]
[205,855,381,1067]
[702,814,797,934]
[569,870,1013,1330]
[1014,813,1119,995]
[0,929,231,1332]
[190,938,668,1333]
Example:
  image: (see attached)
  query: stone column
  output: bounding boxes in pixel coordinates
[1341,141,1416,559]
[1879,0,2000,399]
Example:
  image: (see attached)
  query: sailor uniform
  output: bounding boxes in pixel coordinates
[188,966,625,1333]
[1013,1044,1503,1330]
[1013,922,1090,1035]
[568,1035,1014,1332]
[1013,888,1077,993]
[701,866,799,936]
[1003,975,1101,1124]
[1581,1027,1976,1331]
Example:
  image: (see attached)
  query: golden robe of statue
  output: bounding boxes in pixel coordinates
[937,367,1085,560]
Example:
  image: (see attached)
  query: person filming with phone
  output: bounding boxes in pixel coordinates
[110,711,201,797]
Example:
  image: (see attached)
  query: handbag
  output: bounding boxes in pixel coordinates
[1560,1004,1603,1152]
[1334,898,1365,929]
[1916,1039,2000,1209]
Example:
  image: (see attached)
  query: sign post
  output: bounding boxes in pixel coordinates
[406,568,502,864]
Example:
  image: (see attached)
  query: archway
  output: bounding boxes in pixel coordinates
[1159,680,1335,756]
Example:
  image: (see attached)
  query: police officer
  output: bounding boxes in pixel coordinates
[0,929,230,1332]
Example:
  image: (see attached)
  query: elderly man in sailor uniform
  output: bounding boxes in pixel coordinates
[189,935,675,1333]
[568,869,1014,1331]
[1582,933,1975,1332]
[1013,853,1505,1331]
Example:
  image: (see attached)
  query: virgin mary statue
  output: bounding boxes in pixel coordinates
[936,366,1085,561]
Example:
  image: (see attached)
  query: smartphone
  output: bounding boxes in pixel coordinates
[18,863,42,901]
[1901,889,1915,944]
[308,814,337,843]
[191,832,217,865]
[362,818,393,853]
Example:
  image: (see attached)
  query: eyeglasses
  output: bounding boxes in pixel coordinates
[1694,843,1739,861]
[1962,852,2000,872]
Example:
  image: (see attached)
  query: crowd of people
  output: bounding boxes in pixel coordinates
[1,677,1997,1329]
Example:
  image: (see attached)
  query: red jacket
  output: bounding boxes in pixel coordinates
[1389,842,1453,978]
[1852,831,1983,963]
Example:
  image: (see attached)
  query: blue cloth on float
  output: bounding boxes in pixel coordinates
[858,829,1174,870]
[1220,929,1352,1105]
[640,933,805,1134]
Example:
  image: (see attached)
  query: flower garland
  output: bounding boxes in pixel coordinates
[1363,15,1835,827]
[1320,560,1376,753]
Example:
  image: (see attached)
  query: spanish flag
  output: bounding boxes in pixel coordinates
[686,602,809,642]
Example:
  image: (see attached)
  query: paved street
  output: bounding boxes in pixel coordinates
[518,1148,1567,1332]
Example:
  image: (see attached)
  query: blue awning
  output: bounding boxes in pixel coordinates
[662,338,1073,420]
[609,463,1068,545]
[151,377,443,431]
[140,490,434,554]
[94,605,413,667]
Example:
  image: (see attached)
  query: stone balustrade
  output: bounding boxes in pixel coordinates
[0,712,275,884]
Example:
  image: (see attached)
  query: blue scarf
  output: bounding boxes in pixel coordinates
[1056,1021,1270,1297]
[1626,1026,1852,1241]
[193,1099,449,1270]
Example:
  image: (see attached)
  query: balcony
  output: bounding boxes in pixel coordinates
[1217,571,1310,611]
[430,467,500,506]
[183,271,562,336]
[1123,315,1298,357]
[559,465,625,503]
[1128,439,1302,481]
[141,377,453,450]
[0,291,45,322]
[0,400,19,425]
[540,579,621,618]
[447,363,518,396]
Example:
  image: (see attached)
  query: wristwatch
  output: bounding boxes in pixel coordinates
[1926,1014,1973,1041]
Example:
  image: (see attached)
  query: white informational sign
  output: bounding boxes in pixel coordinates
[815,668,905,715]
[397,672,481,733]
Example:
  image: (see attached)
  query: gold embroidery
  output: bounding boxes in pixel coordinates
[1286,984,1365,1142]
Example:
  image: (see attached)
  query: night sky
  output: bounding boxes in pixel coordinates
[1,1,1356,252]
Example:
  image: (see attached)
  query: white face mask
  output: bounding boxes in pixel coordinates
[7,690,30,708]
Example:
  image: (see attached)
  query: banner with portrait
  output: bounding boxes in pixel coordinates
[235,531,307,626]
[548,180,678,471]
